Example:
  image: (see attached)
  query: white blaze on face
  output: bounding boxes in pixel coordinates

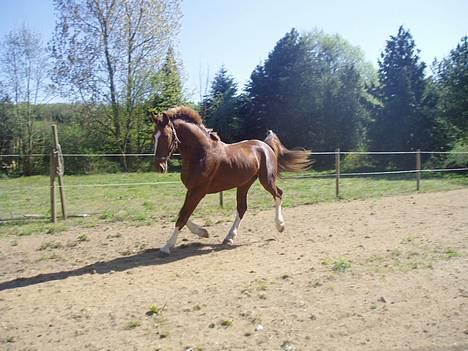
[154,131,161,155]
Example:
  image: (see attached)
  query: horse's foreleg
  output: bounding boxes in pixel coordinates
[223,178,256,245]
[160,190,206,255]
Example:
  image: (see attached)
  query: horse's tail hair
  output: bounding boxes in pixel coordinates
[264,130,312,174]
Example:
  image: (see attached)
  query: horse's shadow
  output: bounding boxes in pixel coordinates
[0,242,238,292]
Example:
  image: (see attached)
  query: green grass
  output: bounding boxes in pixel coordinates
[125,320,141,330]
[331,258,352,273]
[0,171,466,236]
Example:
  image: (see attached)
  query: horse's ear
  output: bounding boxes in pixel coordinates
[150,111,159,125]
[161,112,170,125]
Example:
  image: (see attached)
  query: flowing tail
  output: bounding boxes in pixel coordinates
[264,130,312,174]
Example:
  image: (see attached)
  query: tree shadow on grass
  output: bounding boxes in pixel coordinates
[0,242,239,291]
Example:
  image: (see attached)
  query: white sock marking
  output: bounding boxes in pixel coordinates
[154,131,161,155]
[160,227,179,254]
[275,198,285,232]
[224,211,241,243]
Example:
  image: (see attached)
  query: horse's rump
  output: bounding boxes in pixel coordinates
[264,131,311,174]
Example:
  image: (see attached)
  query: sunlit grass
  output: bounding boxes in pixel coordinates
[0,171,466,236]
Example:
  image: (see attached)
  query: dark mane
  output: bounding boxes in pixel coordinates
[165,106,203,125]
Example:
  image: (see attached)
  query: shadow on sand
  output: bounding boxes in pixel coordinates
[0,242,239,292]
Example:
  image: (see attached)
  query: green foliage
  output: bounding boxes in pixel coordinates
[244,28,375,167]
[341,153,376,172]
[125,320,141,329]
[0,95,15,174]
[333,259,351,272]
[368,26,449,168]
[441,139,468,168]
[150,47,185,114]
[147,304,162,316]
[435,36,468,135]
[202,66,241,142]
[0,26,50,175]
[50,0,182,168]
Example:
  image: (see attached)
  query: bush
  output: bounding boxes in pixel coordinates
[442,139,468,168]
[341,152,376,172]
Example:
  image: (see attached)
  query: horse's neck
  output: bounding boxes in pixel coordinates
[176,121,211,158]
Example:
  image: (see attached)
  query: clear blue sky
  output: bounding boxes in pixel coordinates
[1,0,467,101]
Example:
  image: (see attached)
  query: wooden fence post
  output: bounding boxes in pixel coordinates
[335,148,341,198]
[416,149,421,191]
[51,124,67,220]
[50,151,57,223]
[219,191,224,208]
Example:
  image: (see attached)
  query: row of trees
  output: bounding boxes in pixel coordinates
[0,1,466,175]
[1,0,184,174]
[201,28,467,169]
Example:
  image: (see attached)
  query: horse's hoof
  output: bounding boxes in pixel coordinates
[222,238,234,246]
[276,223,285,233]
[198,228,209,238]
[159,247,171,257]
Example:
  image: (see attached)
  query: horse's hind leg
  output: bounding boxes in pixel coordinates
[223,177,257,245]
[258,172,285,233]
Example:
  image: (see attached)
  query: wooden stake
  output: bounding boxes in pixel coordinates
[50,151,56,223]
[51,124,67,220]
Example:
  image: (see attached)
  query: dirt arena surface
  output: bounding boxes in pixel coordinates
[1,189,467,351]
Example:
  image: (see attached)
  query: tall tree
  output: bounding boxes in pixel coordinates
[0,26,50,175]
[202,66,240,143]
[436,36,468,137]
[369,26,436,158]
[0,92,14,173]
[150,47,184,113]
[244,29,374,154]
[50,0,182,162]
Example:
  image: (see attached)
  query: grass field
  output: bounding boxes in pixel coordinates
[1,171,467,236]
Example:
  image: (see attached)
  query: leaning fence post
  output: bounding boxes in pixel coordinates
[51,124,67,220]
[219,191,224,208]
[335,148,341,198]
[50,151,57,223]
[416,149,421,191]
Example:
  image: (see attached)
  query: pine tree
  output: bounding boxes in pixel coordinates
[202,66,240,143]
[244,29,303,141]
[369,26,432,156]
[436,36,468,136]
[151,47,184,113]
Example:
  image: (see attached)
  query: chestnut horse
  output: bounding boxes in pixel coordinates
[152,106,311,255]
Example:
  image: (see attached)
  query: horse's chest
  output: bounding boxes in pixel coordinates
[180,158,215,189]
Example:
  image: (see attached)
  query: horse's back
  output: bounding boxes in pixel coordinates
[204,139,276,193]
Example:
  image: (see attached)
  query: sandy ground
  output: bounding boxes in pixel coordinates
[0,189,467,351]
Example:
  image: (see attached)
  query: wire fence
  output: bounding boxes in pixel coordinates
[1,150,467,222]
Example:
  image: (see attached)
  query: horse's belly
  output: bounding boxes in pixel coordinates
[214,163,259,191]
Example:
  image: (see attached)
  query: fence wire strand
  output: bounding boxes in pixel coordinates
[2,151,468,158]
[1,151,466,193]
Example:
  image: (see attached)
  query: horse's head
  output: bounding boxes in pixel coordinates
[151,111,180,173]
